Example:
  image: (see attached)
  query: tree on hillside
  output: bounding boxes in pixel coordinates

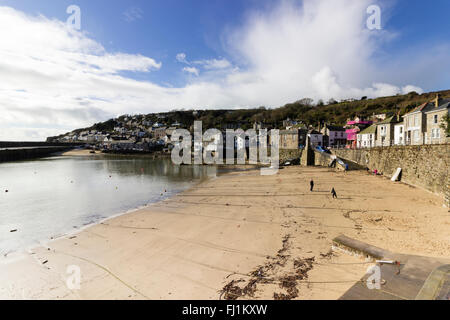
[327,98,338,105]
[297,98,314,106]
[92,119,116,132]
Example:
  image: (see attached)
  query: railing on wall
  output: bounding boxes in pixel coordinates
[329,138,448,150]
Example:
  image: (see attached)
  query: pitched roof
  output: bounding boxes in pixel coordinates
[404,102,428,116]
[424,99,450,113]
[377,116,400,125]
[404,98,450,116]
[359,124,377,135]
[325,125,346,131]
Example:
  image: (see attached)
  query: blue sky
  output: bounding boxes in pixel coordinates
[0,0,257,86]
[0,0,449,140]
[2,0,449,87]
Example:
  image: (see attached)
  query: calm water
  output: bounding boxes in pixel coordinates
[0,155,217,256]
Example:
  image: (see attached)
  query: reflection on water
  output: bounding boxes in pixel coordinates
[0,155,217,256]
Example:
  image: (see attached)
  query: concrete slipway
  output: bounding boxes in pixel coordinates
[334,235,450,300]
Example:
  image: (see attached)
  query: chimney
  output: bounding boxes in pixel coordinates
[435,94,441,108]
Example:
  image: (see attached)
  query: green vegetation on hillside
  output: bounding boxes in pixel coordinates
[165,90,449,129]
[51,89,450,139]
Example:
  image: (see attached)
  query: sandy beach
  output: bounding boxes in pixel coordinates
[0,165,448,300]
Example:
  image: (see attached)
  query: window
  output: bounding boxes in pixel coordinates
[432,128,441,139]
[414,115,419,127]
[434,115,438,124]
[414,130,419,141]
[400,127,403,134]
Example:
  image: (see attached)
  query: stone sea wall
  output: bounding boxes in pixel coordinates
[0,142,82,148]
[333,144,449,200]
[0,147,72,163]
[279,149,302,164]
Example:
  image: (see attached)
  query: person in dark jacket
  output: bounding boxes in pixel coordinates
[331,188,338,199]
[310,180,314,192]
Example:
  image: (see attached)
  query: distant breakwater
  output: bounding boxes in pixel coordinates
[0,142,81,163]
[0,141,83,148]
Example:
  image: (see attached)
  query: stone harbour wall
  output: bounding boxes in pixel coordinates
[279,149,302,164]
[0,147,71,163]
[333,144,450,199]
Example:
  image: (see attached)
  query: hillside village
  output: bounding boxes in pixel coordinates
[277,93,448,150]
[47,93,450,153]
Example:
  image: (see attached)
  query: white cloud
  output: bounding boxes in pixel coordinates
[176,53,188,64]
[194,58,232,70]
[123,7,144,22]
[1,1,447,141]
[311,67,425,99]
[177,54,232,71]
[183,67,199,76]
[401,85,424,95]
[0,6,162,140]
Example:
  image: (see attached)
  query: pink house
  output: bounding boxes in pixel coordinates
[345,118,373,148]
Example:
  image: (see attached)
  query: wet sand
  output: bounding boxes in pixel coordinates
[0,166,448,300]
[61,149,100,156]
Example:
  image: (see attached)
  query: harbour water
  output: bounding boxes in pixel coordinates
[0,154,218,257]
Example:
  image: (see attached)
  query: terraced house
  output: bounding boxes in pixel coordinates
[279,129,307,149]
[403,103,427,145]
[424,94,450,144]
[321,125,347,148]
[356,124,377,148]
[403,94,449,145]
[375,115,401,147]
[394,121,405,145]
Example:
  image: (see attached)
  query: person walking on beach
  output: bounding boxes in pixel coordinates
[331,188,338,199]
[310,180,315,192]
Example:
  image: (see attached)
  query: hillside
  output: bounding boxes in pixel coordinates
[49,89,450,140]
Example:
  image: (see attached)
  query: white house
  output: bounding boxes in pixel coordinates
[153,122,165,128]
[357,125,377,148]
[394,122,405,145]
[114,127,126,134]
